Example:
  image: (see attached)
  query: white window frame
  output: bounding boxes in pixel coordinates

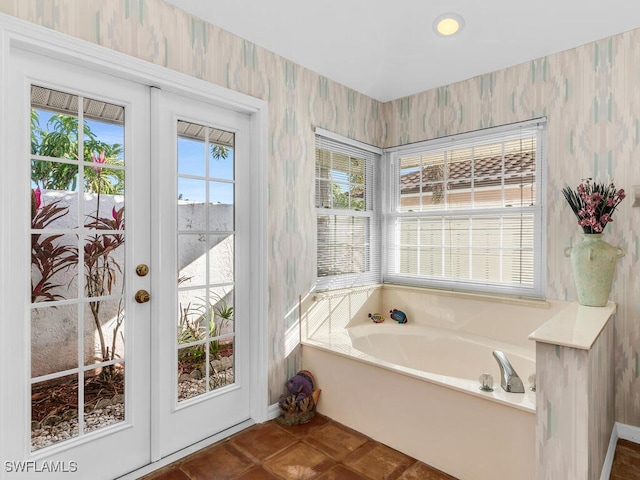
[315,128,382,291]
[383,118,547,298]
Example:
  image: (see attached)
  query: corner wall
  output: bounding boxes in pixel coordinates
[0,0,385,403]
[534,319,614,479]
[6,1,640,425]
[382,29,640,426]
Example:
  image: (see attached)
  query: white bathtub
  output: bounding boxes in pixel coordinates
[301,284,571,480]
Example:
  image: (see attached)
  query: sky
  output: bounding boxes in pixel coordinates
[34,108,235,204]
[178,137,234,204]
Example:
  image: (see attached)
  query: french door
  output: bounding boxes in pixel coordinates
[1,45,253,479]
[153,89,252,458]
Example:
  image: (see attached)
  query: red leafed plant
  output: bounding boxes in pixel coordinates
[31,188,77,303]
[31,184,126,374]
[84,204,125,369]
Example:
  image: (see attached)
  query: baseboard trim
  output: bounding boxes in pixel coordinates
[267,402,281,420]
[617,422,640,443]
[600,424,619,480]
[600,422,640,480]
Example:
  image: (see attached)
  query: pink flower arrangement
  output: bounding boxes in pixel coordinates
[562,178,625,234]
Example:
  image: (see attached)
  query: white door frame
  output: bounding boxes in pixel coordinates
[0,13,269,477]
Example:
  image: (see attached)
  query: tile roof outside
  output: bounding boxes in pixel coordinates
[400,152,535,194]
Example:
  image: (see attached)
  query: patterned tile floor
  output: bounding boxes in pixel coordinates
[610,439,640,479]
[141,414,455,480]
[141,415,640,480]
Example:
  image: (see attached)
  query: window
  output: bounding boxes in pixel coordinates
[384,119,546,297]
[315,129,381,290]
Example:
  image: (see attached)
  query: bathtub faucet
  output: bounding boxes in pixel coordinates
[492,350,525,393]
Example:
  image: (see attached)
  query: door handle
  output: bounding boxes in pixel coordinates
[135,264,149,276]
[135,289,151,304]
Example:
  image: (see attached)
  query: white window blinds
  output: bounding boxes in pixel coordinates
[315,130,381,290]
[384,119,547,297]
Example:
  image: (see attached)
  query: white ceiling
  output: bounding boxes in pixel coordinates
[165,0,640,102]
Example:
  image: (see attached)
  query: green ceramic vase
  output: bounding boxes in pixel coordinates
[564,233,625,307]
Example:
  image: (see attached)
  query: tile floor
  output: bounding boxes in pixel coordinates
[610,439,640,480]
[141,415,640,480]
[141,414,455,480]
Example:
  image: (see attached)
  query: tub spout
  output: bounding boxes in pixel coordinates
[492,350,525,393]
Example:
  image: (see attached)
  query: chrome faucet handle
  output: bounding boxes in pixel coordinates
[492,350,525,393]
[479,373,494,392]
[507,376,525,393]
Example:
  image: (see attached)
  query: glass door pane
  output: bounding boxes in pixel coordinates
[30,86,127,451]
[176,121,236,403]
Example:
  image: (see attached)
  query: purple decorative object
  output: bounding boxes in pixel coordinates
[390,309,408,324]
[277,370,321,425]
[279,370,315,406]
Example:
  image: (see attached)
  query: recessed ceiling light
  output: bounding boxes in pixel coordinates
[434,13,465,37]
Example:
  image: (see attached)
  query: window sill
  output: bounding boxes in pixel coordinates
[381,282,551,309]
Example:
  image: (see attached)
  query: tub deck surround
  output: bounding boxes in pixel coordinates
[530,304,616,480]
[308,284,571,346]
[304,320,538,413]
[302,284,573,412]
[528,301,617,350]
[303,343,535,480]
[301,284,574,480]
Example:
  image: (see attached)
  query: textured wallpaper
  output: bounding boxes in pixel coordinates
[383,30,640,426]
[0,0,385,404]
[2,1,639,425]
[535,320,614,479]
[536,342,589,479]
[588,320,615,479]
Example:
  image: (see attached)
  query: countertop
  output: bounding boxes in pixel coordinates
[528,301,616,350]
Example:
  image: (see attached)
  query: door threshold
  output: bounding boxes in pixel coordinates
[117,419,255,480]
